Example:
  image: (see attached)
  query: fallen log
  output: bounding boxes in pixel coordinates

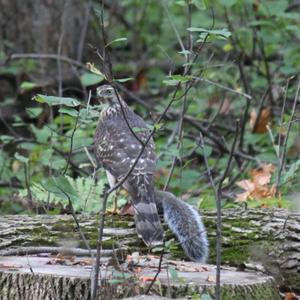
[0,208,298,296]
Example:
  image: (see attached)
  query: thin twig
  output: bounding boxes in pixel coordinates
[84,146,97,169]
[162,1,186,57]
[63,111,80,175]
[112,84,145,146]
[91,61,196,300]
[193,76,252,100]
[276,79,300,196]
[77,0,92,62]
[145,241,165,294]
[206,93,227,130]
[115,82,152,109]
[277,79,292,156]
[4,53,87,69]
[24,163,33,209]
[215,120,240,300]
[257,37,274,105]
[224,11,253,151]
[101,0,132,30]
[164,1,193,191]
[199,120,240,300]
[55,187,94,258]
[163,6,215,190]
[57,0,68,98]
[237,55,252,150]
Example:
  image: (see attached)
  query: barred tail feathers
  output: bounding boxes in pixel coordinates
[155,191,208,262]
[126,175,164,246]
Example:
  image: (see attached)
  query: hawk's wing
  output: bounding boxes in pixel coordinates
[94,108,155,180]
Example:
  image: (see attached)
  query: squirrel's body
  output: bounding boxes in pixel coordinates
[155,190,208,262]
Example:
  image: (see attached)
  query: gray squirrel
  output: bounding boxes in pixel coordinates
[154,190,209,263]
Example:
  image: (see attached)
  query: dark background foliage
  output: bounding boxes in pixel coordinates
[0,0,299,214]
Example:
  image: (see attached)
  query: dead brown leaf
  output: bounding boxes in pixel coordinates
[250,107,271,133]
[284,292,297,300]
[119,202,134,216]
[72,258,93,266]
[207,275,216,283]
[139,276,156,283]
[236,164,276,202]
[0,263,22,269]
[131,69,148,92]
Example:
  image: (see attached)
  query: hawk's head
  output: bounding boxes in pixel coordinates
[96,85,120,105]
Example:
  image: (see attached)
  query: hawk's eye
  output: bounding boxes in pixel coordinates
[106,89,113,96]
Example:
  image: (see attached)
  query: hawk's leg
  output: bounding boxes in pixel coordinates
[106,171,119,214]
[106,171,116,188]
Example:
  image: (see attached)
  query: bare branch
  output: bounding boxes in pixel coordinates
[0,246,117,257]
[4,53,87,69]
[276,79,300,196]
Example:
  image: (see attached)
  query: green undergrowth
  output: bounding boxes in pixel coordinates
[198,190,290,210]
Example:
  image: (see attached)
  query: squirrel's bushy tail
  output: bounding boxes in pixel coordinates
[155,191,208,262]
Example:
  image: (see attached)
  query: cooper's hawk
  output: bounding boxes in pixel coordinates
[94,84,163,246]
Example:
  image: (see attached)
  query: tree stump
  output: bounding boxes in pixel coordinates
[0,255,279,300]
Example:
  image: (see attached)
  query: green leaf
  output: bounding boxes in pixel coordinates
[283,159,300,184]
[79,108,99,119]
[80,72,105,87]
[132,126,149,133]
[188,27,231,40]
[178,49,192,56]
[107,279,124,284]
[0,135,14,143]
[112,270,131,279]
[162,79,180,86]
[85,63,105,77]
[115,77,133,83]
[30,125,51,143]
[42,176,80,203]
[171,75,193,82]
[153,123,162,130]
[106,37,127,48]
[196,145,212,157]
[200,294,214,300]
[163,75,193,86]
[219,0,237,7]
[58,107,79,117]
[191,0,208,10]
[168,267,179,280]
[175,0,186,6]
[15,152,29,164]
[23,175,106,213]
[20,81,37,90]
[26,107,43,118]
[151,246,164,252]
[33,95,80,107]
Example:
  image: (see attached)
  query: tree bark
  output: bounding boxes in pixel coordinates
[204,208,300,291]
[0,208,298,295]
[0,0,95,64]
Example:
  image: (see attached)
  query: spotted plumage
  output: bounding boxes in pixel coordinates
[94,85,163,246]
